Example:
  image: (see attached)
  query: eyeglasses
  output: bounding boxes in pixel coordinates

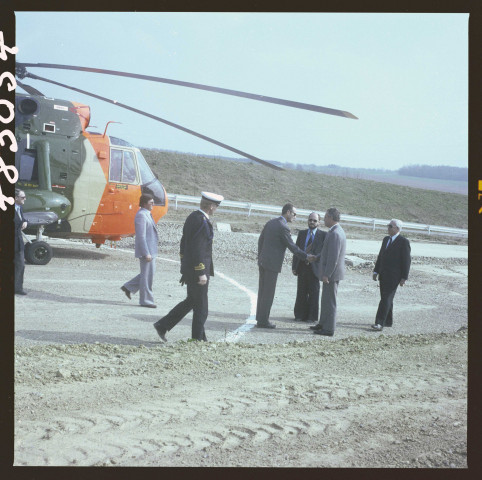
[291,211,297,216]
[18,196,26,199]
[387,225,395,228]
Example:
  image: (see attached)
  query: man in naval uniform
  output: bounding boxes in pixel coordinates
[154,191,223,342]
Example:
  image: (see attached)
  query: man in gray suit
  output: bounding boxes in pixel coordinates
[256,203,316,329]
[311,207,346,336]
[121,193,159,308]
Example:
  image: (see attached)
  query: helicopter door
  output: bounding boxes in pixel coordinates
[107,148,140,219]
[109,149,138,184]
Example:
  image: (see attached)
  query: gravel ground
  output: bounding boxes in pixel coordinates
[14,220,468,467]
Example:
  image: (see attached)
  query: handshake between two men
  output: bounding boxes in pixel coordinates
[306,254,318,263]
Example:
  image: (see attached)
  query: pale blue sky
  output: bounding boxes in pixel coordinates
[15,12,468,170]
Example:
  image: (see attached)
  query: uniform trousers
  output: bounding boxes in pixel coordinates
[14,249,25,293]
[123,257,156,306]
[375,281,398,327]
[318,280,339,333]
[156,279,209,341]
[256,265,279,324]
[293,262,320,321]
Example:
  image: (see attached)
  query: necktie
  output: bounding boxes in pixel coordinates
[386,237,391,249]
[306,231,313,252]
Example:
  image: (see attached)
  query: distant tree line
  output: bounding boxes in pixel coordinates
[281,162,390,176]
[143,149,467,183]
[397,165,467,181]
[281,162,467,182]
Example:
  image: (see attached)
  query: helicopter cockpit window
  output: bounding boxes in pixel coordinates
[109,148,138,184]
[136,149,166,206]
[122,151,137,183]
[136,150,156,184]
[110,149,122,182]
[109,136,133,147]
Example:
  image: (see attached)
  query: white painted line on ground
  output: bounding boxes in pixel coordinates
[111,246,257,342]
[215,271,257,343]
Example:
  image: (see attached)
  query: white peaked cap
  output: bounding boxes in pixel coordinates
[201,191,224,205]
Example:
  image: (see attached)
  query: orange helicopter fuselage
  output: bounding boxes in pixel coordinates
[16,94,168,245]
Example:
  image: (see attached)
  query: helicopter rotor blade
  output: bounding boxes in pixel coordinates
[24,72,283,171]
[16,79,44,96]
[17,62,358,120]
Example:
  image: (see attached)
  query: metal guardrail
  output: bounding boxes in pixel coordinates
[167,193,468,238]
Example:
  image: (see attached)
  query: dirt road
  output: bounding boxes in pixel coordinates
[14,229,468,467]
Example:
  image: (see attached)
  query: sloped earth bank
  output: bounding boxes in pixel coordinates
[15,334,467,467]
[14,225,468,467]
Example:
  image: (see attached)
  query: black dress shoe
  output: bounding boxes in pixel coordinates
[309,324,322,330]
[121,286,131,300]
[154,323,167,342]
[15,290,27,295]
[255,322,276,329]
[141,304,157,308]
[313,330,334,337]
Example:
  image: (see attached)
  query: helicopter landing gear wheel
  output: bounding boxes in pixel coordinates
[24,241,53,265]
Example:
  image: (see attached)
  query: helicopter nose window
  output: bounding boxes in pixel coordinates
[135,150,165,205]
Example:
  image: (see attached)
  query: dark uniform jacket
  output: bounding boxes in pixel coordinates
[14,206,27,254]
[292,228,326,278]
[258,216,308,273]
[180,210,214,283]
[374,234,411,290]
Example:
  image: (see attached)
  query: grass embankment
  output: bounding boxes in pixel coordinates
[142,150,468,229]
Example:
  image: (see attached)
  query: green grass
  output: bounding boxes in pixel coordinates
[142,150,468,229]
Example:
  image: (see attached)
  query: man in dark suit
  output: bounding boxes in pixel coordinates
[154,192,224,342]
[14,189,28,295]
[292,212,326,322]
[371,219,411,331]
[311,207,346,336]
[256,203,316,329]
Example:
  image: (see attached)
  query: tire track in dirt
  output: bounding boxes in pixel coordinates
[15,355,466,466]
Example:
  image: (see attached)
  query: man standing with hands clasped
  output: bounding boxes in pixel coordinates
[292,212,326,322]
[154,191,224,342]
[121,193,159,308]
[256,203,317,329]
[371,219,411,331]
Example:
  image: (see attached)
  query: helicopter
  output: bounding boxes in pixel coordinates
[14,62,357,265]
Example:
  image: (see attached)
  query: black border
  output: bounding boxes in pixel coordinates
[2,2,481,478]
